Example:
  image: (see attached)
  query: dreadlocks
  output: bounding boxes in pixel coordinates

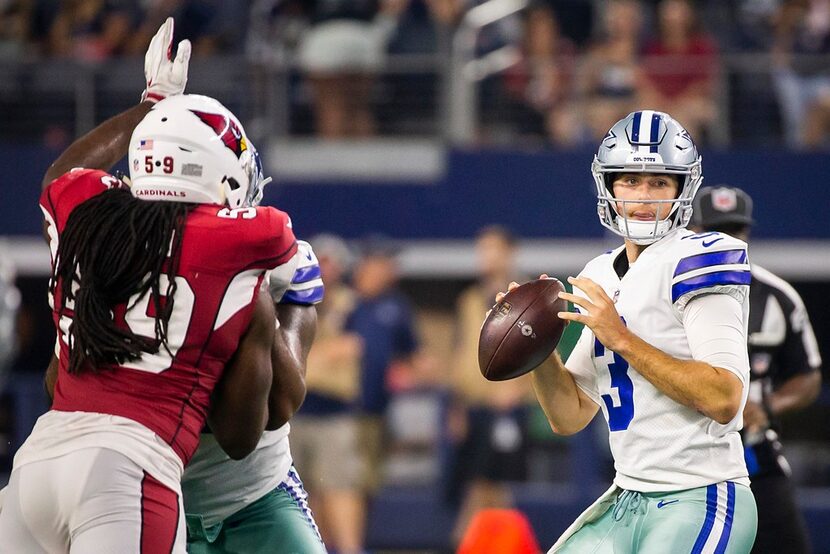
[51,187,197,374]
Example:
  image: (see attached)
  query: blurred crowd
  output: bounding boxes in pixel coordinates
[2,0,830,147]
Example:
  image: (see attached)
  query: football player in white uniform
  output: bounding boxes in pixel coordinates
[182,221,326,552]
[507,111,758,553]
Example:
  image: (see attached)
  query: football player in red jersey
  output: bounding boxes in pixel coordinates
[0,19,312,554]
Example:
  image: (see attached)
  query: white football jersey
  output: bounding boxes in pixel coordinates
[182,241,323,526]
[566,229,752,492]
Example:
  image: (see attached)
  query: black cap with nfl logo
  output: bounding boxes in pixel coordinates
[691,185,755,229]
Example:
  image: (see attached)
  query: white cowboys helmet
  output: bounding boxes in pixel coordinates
[591,110,703,245]
[129,94,270,207]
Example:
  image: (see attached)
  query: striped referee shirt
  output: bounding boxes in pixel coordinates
[743,264,822,477]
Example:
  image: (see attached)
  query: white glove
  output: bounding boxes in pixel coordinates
[141,17,191,103]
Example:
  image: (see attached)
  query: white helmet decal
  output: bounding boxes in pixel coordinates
[128,94,270,208]
[591,110,703,245]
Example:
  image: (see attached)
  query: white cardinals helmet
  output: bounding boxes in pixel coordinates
[129,94,270,207]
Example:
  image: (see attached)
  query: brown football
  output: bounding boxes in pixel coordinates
[478,278,568,381]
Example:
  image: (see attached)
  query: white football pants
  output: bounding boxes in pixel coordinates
[0,447,185,553]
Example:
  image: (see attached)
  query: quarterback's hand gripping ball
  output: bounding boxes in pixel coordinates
[478,277,568,381]
[141,17,192,103]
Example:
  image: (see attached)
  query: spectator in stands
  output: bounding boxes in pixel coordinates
[691,185,822,554]
[579,0,644,142]
[126,1,246,56]
[47,0,134,61]
[0,0,31,59]
[448,226,533,546]
[298,0,408,138]
[698,0,780,144]
[246,0,306,64]
[244,0,308,138]
[637,0,719,142]
[381,0,465,135]
[347,236,419,502]
[532,0,594,48]
[387,0,463,54]
[291,234,367,554]
[772,0,830,149]
[701,0,778,53]
[0,243,20,392]
[503,4,580,146]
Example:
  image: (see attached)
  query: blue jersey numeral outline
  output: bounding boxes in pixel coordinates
[594,317,634,431]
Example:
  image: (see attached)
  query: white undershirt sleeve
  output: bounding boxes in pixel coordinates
[682,293,750,386]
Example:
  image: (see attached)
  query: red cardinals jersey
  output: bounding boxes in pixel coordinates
[40,168,297,465]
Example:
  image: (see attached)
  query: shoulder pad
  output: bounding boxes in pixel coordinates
[671,232,750,310]
[41,169,119,232]
[187,205,297,274]
[280,240,324,305]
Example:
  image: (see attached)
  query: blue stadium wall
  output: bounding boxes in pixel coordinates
[3,145,830,239]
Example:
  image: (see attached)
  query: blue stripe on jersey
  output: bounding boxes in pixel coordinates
[631,111,642,144]
[292,264,322,284]
[714,482,736,554]
[673,249,747,277]
[691,484,718,554]
[671,270,751,303]
[650,112,661,153]
[282,285,324,305]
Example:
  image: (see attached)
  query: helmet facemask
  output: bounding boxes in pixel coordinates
[242,145,271,208]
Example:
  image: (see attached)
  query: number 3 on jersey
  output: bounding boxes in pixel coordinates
[594,322,634,431]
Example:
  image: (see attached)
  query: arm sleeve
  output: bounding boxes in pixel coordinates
[683,293,750,386]
[395,300,419,357]
[671,239,751,314]
[564,324,601,405]
[40,169,116,258]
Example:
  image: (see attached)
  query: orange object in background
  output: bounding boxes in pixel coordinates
[457,509,541,554]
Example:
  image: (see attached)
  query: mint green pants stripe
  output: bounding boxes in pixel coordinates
[557,482,757,554]
[186,471,326,554]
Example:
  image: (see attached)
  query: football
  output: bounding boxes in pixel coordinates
[478,278,568,381]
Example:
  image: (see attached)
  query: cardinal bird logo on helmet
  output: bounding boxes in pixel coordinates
[190,110,248,158]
